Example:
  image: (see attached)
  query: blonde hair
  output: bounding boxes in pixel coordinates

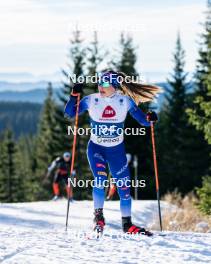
[117,72,162,105]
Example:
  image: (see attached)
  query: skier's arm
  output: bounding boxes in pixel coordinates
[64,95,90,118]
[127,97,151,127]
[47,157,60,175]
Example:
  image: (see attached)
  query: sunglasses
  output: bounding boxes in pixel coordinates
[98,80,111,88]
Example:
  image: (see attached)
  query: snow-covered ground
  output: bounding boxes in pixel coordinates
[0,200,210,264]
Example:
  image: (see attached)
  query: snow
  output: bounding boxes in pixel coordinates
[0,200,211,264]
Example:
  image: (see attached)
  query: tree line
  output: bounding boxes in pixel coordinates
[0,2,210,214]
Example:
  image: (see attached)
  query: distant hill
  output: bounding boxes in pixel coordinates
[0,88,60,104]
[0,101,42,138]
[0,82,170,106]
[0,80,61,92]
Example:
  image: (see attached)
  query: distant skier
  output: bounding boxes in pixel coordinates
[47,152,75,201]
[106,183,116,201]
[65,70,160,236]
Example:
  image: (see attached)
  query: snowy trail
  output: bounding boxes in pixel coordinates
[0,200,210,264]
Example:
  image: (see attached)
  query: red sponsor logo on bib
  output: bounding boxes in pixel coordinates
[102,106,116,118]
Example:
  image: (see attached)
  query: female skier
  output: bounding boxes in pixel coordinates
[64,71,160,236]
[47,152,75,201]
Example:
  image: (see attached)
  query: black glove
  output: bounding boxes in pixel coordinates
[146,111,158,122]
[71,83,83,96]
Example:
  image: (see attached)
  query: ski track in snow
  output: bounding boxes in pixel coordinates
[0,200,210,264]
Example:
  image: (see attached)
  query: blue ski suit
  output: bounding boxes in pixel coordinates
[64,92,150,217]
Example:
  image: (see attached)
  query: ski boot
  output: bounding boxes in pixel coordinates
[93,208,105,236]
[122,217,153,236]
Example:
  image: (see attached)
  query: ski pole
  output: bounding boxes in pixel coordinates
[65,93,80,231]
[150,122,163,232]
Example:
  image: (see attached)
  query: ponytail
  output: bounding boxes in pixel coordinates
[117,72,162,105]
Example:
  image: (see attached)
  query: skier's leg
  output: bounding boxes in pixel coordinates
[87,141,107,232]
[107,143,153,236]
[87,141,107,210]
[107,183,116,200]
[106,143,131,217]
[53,173,60,197]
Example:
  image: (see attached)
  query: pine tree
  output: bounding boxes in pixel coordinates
[186,2,211,213]
[159,34,188,193]
[15,136,35,201]
[0,130,24,202]
[187,2,211,144]
[87,31,104,90]
[112,33,137,76]
[158,33,210,194]
[35,82,58,199]
[55,29,86,156]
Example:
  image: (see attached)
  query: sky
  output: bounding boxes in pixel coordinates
[0,0,207,81]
